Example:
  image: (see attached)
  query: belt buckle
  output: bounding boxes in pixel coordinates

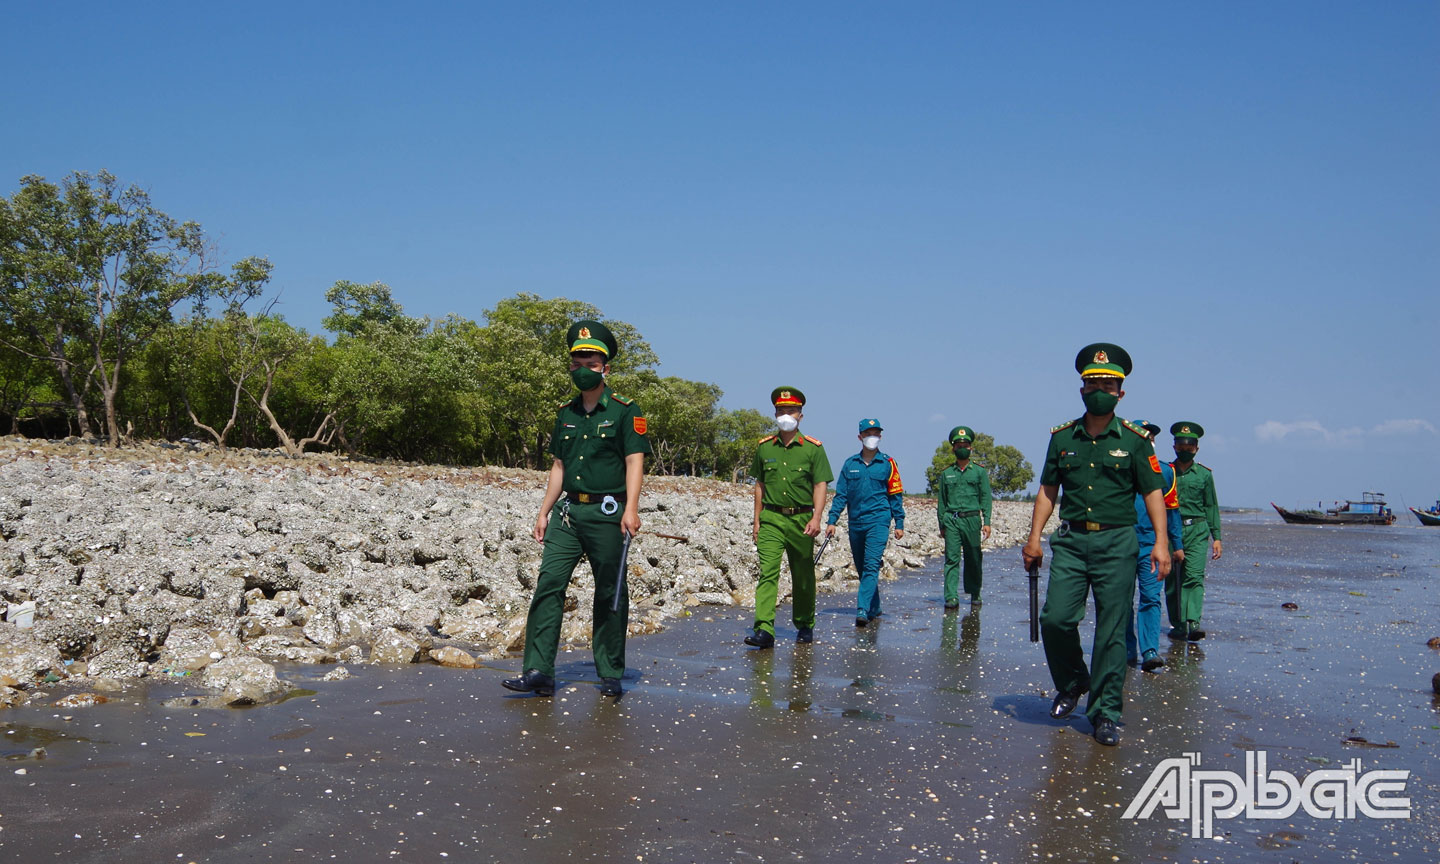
[1085,521,1100,531]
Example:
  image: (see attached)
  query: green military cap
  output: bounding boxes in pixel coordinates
[948,425,975,444]
[1170,421,1204,441]
[1132,418,1162,436]
[771,386,806,407]
[567,319,618,360]
[1075,342,1132,379]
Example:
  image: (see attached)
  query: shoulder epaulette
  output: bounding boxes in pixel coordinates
[803,435,823,445]
[1050,419,1078,434]
[556,398,573,409]
[1197,461,1212,471]
[1120,418,1148,437]
[610,393,633,405]
[758,434,776,444]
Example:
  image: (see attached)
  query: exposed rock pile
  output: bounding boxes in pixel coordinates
[0,437,1045,706]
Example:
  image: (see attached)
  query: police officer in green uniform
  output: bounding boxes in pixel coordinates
[1166,421,1222,641]
[502,320,651,698]
[745,387,834,649]
[936,426,992,609]
[1021,344,1171,747]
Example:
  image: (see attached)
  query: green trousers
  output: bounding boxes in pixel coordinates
[1166,520,1209,628]
[522,499,628,679]
[753,509,816,636]
[1040,526,1138,724]
[941,513,984,603]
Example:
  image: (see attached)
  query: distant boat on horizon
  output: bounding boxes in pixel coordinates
[1271,491,1396,526]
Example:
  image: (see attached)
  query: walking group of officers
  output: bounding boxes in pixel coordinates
[503,321,1222,748]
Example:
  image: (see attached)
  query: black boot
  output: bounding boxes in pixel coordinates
[501,669,556,697]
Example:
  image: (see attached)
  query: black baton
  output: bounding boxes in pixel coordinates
[612,530,632,613]
[1026,562,1040,643]
[813,532,832,566]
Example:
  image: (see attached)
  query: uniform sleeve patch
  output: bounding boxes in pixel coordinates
[886,458,904,495]
[1148,454,1162,473]
[633,416,647,435]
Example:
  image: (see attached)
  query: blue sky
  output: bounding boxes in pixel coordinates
[4,2,1437,510]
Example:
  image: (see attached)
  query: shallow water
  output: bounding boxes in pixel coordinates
[2,518,1436,862]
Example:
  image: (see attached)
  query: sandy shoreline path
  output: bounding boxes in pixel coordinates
[0,437,1043,707]
[1,516,1435,862]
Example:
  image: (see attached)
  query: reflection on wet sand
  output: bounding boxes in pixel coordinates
[0,521,1434,862]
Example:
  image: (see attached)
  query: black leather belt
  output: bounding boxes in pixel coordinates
[565,492,626,505]
[949,510,980,518]
[763,504,814,516]
[1061,520,1127,533]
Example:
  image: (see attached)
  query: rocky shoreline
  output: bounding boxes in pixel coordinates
[0,437,1046,708]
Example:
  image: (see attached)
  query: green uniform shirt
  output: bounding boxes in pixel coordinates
[548,387,651,495]
[936,463,993,526]
[1173,461,1221,540]
[1040,416,1163,525]
[751,433,834,508]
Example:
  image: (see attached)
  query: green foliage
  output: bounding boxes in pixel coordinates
[0,170,262,443]
[925,432,1036,495]
[0,171,812,476]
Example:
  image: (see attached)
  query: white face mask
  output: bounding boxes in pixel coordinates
[775,415,799,432]
[861,435,881,451]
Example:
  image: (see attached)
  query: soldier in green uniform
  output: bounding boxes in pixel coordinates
[745,387,834,649]
[935,426,992,609]
[1021,343,1171,747]
[502,320,651,698]
[1166,421,1222,641]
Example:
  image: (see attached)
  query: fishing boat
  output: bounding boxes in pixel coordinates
[1410,501,1440,527]
[1271,492,1396,526]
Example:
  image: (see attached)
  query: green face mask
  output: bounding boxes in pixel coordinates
[1081,389,1119,416]
[953,446,971,459]
[570,366,604,392]
[1174,447,1196,462]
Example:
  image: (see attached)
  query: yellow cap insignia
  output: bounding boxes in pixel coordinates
[1094,350,1108,364]
[1181,425,1191,434]
[578,326,591,339]
[781,390,791,399]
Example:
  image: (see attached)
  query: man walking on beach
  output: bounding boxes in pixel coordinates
[1125,420,1183,672]
[502,320,650,699]
[1167,421,1222,641]
[1021,343,1170,747]
[935,425,992,610]
[746,387,833,648]
[826,418,906,627]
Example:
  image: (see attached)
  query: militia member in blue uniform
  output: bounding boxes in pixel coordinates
[503,320,651,698]
[935,425,993,609]
[1125,420,1184,672]
[1021,344,1171,747]
[745,387,833,649]
[826,418,906,627]
[1167,421,1222,641]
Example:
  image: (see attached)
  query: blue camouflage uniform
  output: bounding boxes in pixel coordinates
[1126,454,1182,663]
[826,431,906,622]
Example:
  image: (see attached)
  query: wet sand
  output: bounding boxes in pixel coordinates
[3,519,1437,862]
